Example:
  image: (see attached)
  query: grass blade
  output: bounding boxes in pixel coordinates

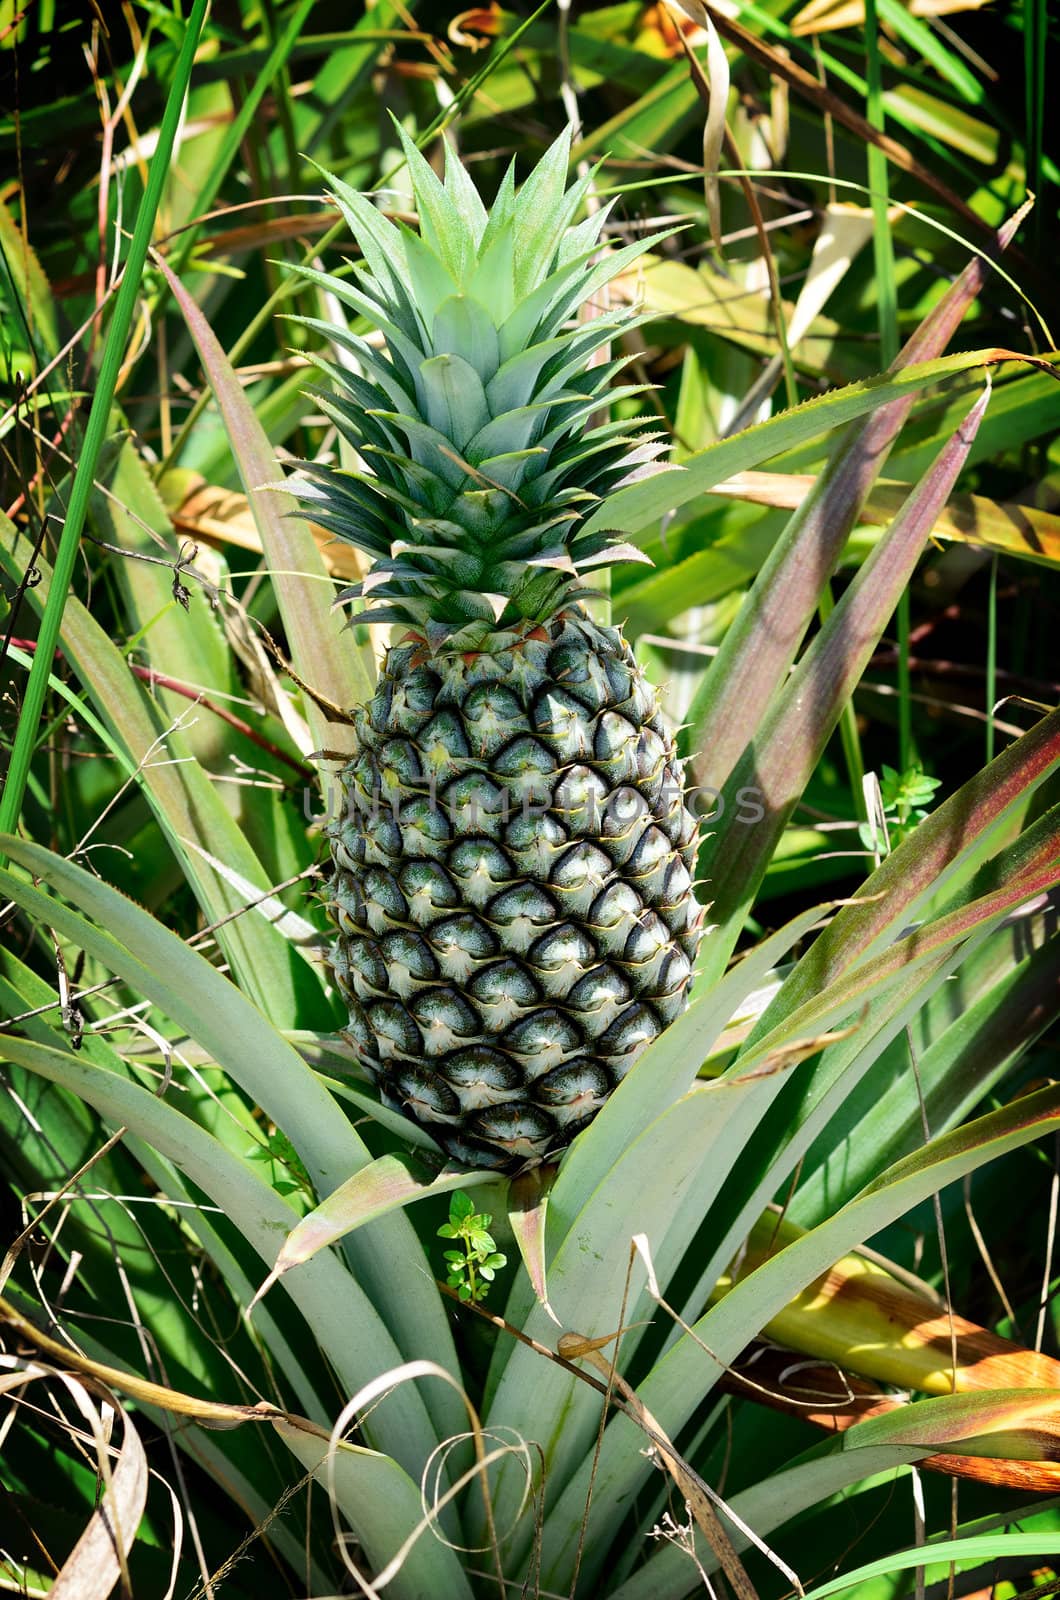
[802,1531,1060,1600]
[167,0,316,281]
[0,0,210,843]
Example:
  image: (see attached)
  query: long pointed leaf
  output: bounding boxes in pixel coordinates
[270,1155,494,1281]
[275,1419,475,1600]
[481,860,1060,1550]
[581,348,1037,544]
[157,255,373,754]
[0,838,465,1447]
[791,920,1060,1220]
[0,1035,440,1486]
[801,1531,1060,1600]
[613,1411,1060,1600]
[684,213,1028,798]
[538,1082,1060,1589]
[699,386,990,953]
[739,855,1060,1078]
[483,901,833,1403]
[756,707,1060,1026]
[0,514,319,1023]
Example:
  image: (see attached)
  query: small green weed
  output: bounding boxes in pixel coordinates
[861,763,944,851]
[438,1192,508,1303]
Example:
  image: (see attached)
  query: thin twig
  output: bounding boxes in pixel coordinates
[7,639,312,778]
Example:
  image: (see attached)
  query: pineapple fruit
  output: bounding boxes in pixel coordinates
[292,128,703,1171]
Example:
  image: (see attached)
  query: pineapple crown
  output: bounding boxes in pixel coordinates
[287,123,674,653]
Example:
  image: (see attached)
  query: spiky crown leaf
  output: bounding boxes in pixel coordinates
[287,125,672,652]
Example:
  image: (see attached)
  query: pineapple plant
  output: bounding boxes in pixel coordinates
[290,127,704,1172]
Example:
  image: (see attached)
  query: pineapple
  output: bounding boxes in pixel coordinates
[292,127,703,1172]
